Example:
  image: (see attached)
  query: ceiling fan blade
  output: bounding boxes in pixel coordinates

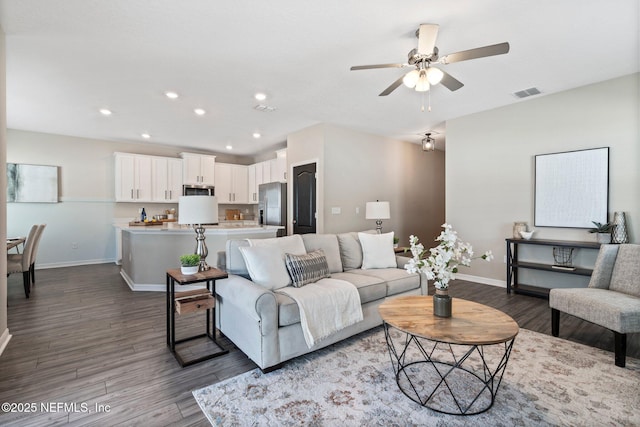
[439,70,464,91]
[417,24,439,55]
[439,42,510,64]
[379,75,405,96]
[350,63,407,71]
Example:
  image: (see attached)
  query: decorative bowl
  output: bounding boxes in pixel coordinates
[520,230,535,240]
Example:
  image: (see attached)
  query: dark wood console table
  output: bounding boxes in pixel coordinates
[166,268,229,367]
[506,238,601,298]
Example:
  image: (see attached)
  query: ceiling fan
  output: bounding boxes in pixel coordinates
[350,24,510,96]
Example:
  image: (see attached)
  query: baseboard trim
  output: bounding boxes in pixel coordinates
[0,328,13,357]
[455,273,506,288]
[36,259,116,270]
[119,270,207,292]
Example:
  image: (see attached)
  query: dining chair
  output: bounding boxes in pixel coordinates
[7,224,38,298]
[29,224,47,286]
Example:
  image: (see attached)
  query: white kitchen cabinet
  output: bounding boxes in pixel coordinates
[180,152,216,185]
[248,164,257,204]
[114,153,152,202]
[215,163,249,203]
[248,162,266,204]
[261,160,271,183]
[151,157,182,202]
[274,148,287,182]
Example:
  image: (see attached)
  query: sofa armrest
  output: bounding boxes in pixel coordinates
[394,255,428,295]
[395,255,411,269]
[216,274,278,335]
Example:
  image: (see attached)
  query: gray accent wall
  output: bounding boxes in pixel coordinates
[287,123,446,246]
[446,73,639,285]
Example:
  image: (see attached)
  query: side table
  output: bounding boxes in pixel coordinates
[166,268,229,367]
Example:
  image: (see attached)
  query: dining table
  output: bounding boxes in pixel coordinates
[7,237,26,253]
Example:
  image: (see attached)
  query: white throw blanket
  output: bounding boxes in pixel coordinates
[277,278,363,347]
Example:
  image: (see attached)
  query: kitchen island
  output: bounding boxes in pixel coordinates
[119,224,281,291]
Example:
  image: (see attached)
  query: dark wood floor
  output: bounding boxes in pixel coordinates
[1,264,637,425]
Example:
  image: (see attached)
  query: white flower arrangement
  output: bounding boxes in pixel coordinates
[405,223,493,291]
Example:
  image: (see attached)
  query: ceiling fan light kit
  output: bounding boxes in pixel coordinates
[351,23,510,105]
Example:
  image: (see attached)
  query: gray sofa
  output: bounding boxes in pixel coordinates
[215,232,425,372]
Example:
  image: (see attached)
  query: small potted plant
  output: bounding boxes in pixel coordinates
[393,236,400,249]
[179,254,200,275]
[588,221,614,244]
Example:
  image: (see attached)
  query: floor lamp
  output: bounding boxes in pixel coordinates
[365,201,390,234]
[178,196,219,271]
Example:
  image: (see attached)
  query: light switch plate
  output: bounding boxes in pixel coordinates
[331,207,341,214]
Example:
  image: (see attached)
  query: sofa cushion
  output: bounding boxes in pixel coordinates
[238,245,291,290]
[285,250,331,288]
[588,244,619,289]
[331,272,387,304]
[277,270,387,327]
[351,268,421,296]
[609,245,640,298]
[550,287,640,334]
[337,232,363,271]
[248,234,307,255]
[358,232,396,269]
[301,234,343,273]
[225,239,251,278]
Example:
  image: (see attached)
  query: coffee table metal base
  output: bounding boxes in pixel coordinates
[383,323,516,415]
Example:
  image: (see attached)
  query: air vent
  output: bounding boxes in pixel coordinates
[254,104,277,112]
[513,87,542,99]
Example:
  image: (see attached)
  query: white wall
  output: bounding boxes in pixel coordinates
[1,26,9,352]
[446,73,639,285]
[288,123,446,245]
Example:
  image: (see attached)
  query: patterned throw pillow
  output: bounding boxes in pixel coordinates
[285,250,331,287]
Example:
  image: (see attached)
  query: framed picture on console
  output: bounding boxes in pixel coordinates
[534,147,608,228]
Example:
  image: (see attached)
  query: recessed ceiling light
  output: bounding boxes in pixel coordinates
[254,92,267,101]
[194,108,206,116]
[252,132,261,139]
[99,108,112,116]
[165,91,179,99]
[225,145,233,150]
[141,133,151,139]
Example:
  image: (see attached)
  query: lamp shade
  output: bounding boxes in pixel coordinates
[365,201,390,220]
[178,196,219,225]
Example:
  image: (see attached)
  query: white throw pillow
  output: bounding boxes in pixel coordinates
[238,245,291,290]
[248,234,306,255]
[358,232,396,269]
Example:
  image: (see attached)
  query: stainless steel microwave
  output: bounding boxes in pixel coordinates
[182,184,215,196]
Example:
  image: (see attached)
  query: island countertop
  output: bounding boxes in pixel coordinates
[118,224,281,291]
[117,223,283,234]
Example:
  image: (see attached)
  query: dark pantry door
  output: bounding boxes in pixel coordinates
[292,163,316,234]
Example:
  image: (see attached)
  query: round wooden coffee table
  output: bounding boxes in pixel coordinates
[378,295,519,415]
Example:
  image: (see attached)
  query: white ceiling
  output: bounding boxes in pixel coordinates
[1,0,638,155]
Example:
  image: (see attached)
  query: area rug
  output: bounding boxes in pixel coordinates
[193,327,640,426]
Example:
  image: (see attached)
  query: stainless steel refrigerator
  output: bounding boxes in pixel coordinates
[258,182,287,237]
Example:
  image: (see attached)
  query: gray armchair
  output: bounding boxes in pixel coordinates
[550,244,640,367]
